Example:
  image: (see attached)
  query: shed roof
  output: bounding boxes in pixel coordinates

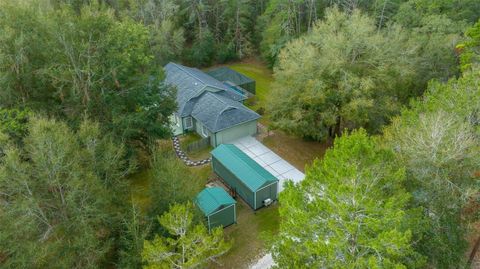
[196,187,236,216]
[211,144,278,192]
[207,67,254,86]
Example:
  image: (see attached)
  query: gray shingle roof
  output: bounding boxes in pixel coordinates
[191,91,259,132]
[164,63,259,133]
[165,63,245,117]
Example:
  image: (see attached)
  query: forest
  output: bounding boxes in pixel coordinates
[0,0,480,268]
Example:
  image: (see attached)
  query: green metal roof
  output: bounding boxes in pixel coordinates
[196,187,236,216]
[211,144,278,191]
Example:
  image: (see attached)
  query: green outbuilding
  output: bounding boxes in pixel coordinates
[211,144,278,210]
[196,187,237,230]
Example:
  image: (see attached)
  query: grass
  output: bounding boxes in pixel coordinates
[179,132,213,160]
[211,200,280,269]
[129,169,152,212]
[262,130,332,172]
[228,61,273,108]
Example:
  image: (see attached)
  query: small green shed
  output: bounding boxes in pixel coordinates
[211,144,278,210]
[196,187,236,230]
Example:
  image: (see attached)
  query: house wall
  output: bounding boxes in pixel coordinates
[182,118,257,148]
[212,120,257,147]
[193,118,213,141]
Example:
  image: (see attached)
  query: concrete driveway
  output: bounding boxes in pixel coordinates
[231,136,305,192]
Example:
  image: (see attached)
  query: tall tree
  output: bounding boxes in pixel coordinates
[271,129,425,268]
[0,117,132,268]
[127,0,186,65]
[0,1,176,148]
[269,7,417,141]
[383,68,480,268]
[142,203,231,269]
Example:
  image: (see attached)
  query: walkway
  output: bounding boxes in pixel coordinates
[172,136,211,167]
[231,136,305,193]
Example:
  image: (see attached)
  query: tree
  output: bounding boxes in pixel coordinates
[127,0,186,65]
[394,0,480,28]
[148,144,204,221]
[258,0,319,67]
[0,117,132,268]
[383,68,480,268]
[142,203,231,269]
[271,129,425,268]
[269,8,417,141]
[184,29,216,67]
[0,108,31,144]
[458,20,480,72]
[0,1,176,149]
[118,204,151,269]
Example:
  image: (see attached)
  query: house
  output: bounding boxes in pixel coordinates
[196,187,237,230]
[165,63,260,147]
[211,144,278,210]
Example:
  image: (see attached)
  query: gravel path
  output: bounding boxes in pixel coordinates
[172,136,211,166]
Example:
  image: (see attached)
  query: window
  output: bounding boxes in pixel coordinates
[185,117,193,129]
[202,125,209,137]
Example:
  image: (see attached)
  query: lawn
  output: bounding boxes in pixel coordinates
[228,60,273,108]
[211,200,280,269]
[179,132,213,160]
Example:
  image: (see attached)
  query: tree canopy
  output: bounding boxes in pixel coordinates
[0,117,132,268]
[0,1,176,149]
[269,8,419,141]
[142,203,231,269]
[383,67,480,267]
[272,129,425,268]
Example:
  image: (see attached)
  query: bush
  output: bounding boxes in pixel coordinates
[256,107,265,115]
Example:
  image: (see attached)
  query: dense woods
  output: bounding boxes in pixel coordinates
[1,0,479,268]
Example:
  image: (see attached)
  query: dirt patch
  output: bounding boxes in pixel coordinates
[260,130,331,172]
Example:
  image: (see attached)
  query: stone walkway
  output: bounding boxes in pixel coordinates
[172,136,211,167]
